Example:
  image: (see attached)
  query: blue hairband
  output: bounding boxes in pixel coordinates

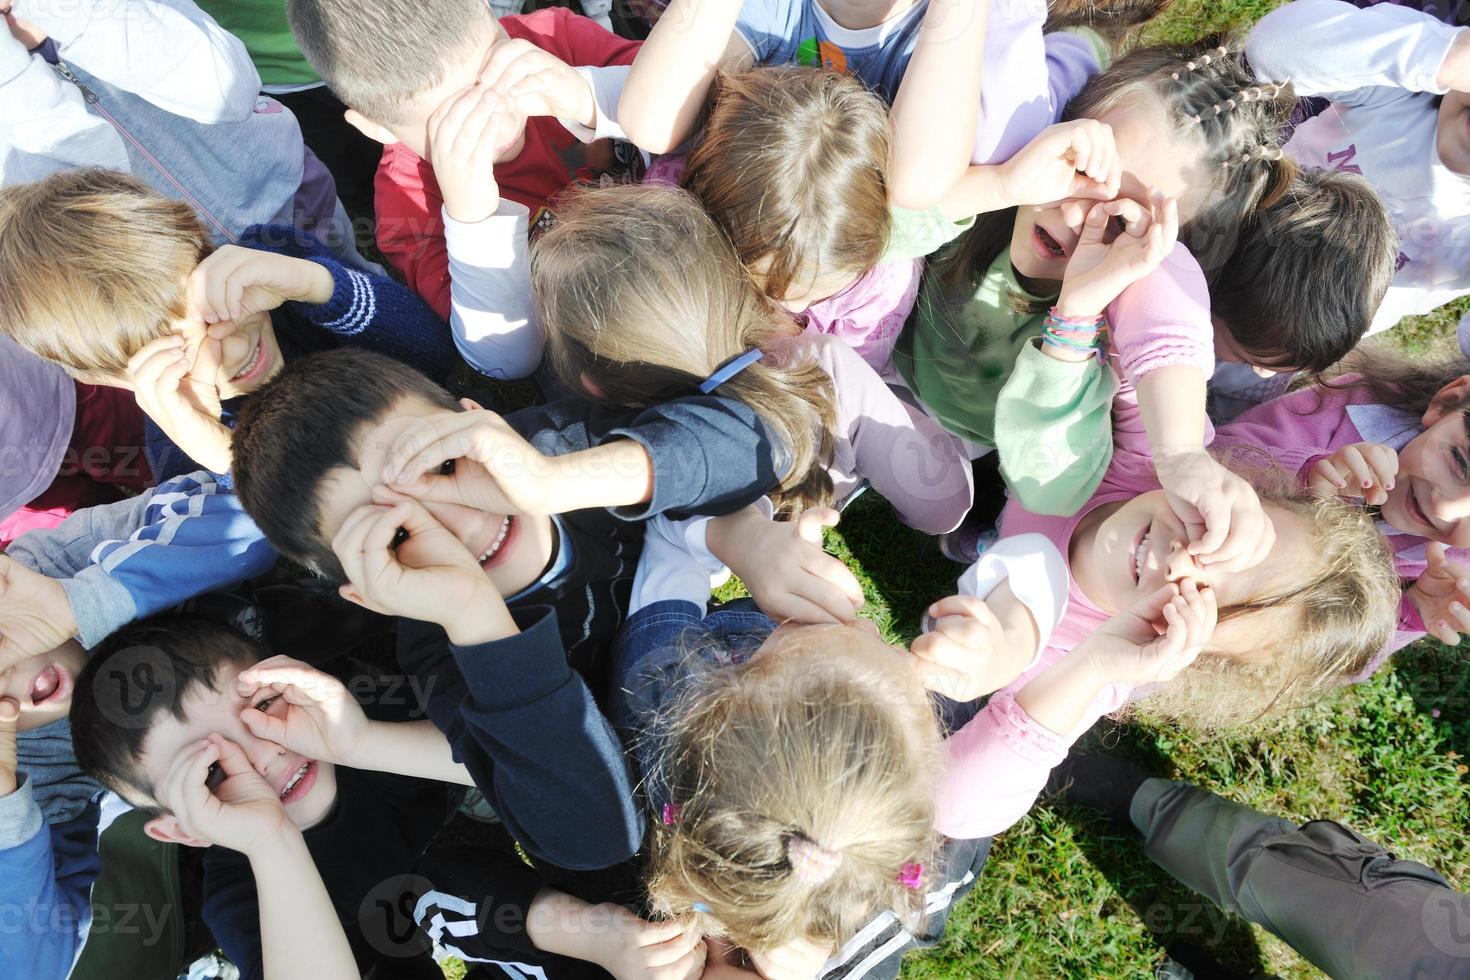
[698,348,764,394]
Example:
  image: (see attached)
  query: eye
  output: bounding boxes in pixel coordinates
[1108,215,1128,237]
[390,526,410,550]
[1454,446,1469,481]
[205,761,224,790]
[252,694,280,714]
[438,458,456,476]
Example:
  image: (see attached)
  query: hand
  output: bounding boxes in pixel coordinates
[1409,542,1470,644]
[156,734,294,855]
[479,36,594,129]
[0,556,76,673]
[0,698,18,797]
[708,507,864,624]
[1154,449,1275,572]
[747,937,833,980]
[427,84,515,224]
[911,594,1018,701]
[700,939,761,979]
[332,492,508,644]
[996,119,1121,207]
[186,245,332,325]
[126,335,235,473]
[592,906,706,980]
[2,5,45,49]
[381,401,567,515]
[236,657,369,766]
[1079,579,1217,687]
[1055,190,1179,320]
[1307,442,1398,507]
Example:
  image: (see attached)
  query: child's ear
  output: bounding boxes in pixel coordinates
[342,108,398,146]
[579,373,605,398]
[143,814,211,848]
[1423,375,1470,426]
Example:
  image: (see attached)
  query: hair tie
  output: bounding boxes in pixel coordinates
[661,803,682,826]
[787,834,842,886]
[898,863,924,889]
[699,348,764,394]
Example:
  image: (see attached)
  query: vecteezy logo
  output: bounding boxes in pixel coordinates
[1422,889,1470,957]
[94,645,177,729]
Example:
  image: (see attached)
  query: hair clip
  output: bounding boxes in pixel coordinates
[898,863,924,889]
[698,348,764,395]
[787,834,842,886]
[692,902,712,914]
[661,803,682,826]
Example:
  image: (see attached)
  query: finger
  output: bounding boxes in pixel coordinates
[1427,541,1450,571]
[1364,444,1399,490]
[0,697,20,728]
[1077,201,1111,250]
[633,916,690,948]
[1066,174,1119,201]
[1188,497,1231,557]
[1338,445,1376,493]
[911,629,983,675]
[208,732,257,778]
[912,660,970,700]
[1310,459,1349,491]
[806,553,864,609]
[1431,618,1463,645]
[1129,582,1180,623]
[793,576,860,623]
[645,921,705,964]
[239,705,289,745]
[383,412,484,485]
[772,593,843,626]
[927,593,1005,634]
[1101,196,1150,237]
[477,38,538,93]
[453,86,506,159]
[127,336,188,385]
[795,507,839,545]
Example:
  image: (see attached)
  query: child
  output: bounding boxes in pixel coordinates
[1247,0,1470,334]
[1210,354,1470,656]
[0,168,453,476]
[0,0,365,267]
[1207,166,1398,422]
[533,183,976,532]
[286,0,644,323]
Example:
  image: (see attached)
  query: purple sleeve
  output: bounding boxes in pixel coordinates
[1105,244,1216,387]
[1212,386,1345,479]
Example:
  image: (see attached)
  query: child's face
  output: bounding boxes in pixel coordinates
[749,255,864,315]
[1212,321,1299,378]
[136,661,338,843]
[0,641,86,731]
[1381,376,1470,548]
[315,394,556,596]
[1010,92,1208,287]
[1435,91,1470,177]
[183,310,284,401]
[1074,492,1314,652]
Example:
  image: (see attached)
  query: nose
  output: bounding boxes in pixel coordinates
[422,499,489,553]
[1164,539,1203,584]
[235,723,288,782]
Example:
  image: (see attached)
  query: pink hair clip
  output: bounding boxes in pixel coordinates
[661,803,682,826]
[898,863,924,889]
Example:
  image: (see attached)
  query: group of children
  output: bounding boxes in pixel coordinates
[1,0,1470,976]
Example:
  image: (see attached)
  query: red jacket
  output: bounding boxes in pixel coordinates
[373,8,641,319]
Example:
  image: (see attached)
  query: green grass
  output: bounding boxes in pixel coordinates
[439,1,1470,977]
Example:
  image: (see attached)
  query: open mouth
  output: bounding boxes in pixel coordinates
[477,516,516,570]
[1133,527,1151,585]
[28,664,71,707]
[279,760,317,803]
[230,335,271,387]
[1033,224,1068,261]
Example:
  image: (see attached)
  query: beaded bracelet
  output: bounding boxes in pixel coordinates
[1042,308,1106,354]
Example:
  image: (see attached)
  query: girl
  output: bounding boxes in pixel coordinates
[531,183,975,534]
[1211,354,1470,654]
[934,338,1402,841]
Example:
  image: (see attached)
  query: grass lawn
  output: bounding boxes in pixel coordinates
[443,0,1470,976]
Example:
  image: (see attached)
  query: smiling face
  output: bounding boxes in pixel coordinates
[0,641,86,731]
[180,311,284,401]
[1070,491,1316,657]
[1010,92,1209,289]
[315,394,555,597]
[1436,91,1470,177]
[1381,376,1470,548]
[137,661,338,840]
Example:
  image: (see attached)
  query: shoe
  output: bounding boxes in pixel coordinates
[938,523,998,564]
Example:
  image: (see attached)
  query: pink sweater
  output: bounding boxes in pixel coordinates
[1212,378,1457,662]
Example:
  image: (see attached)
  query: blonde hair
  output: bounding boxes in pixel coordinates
[645,625,941,951]
[1133,469,1400,730]
[683,67,891,301]
[532,183,838,513]
[0,168,211,379]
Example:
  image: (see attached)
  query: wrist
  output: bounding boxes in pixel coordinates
[1053,289,1104,321]
[551,441,653,512]
[241,817,305,861]
[527,890,599,960]
[1438,29,1470,90]
[444,587,518,647]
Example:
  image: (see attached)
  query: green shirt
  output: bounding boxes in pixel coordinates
[195,0,321,88]
[895,246,1054,446]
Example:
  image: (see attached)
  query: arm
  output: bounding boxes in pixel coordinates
[1245,0,1467,101]
[995,339,1118,517]
[4,472,276,650]
[617,0,752,152]
[15,0,263,123]
[527,890,705,980]
[252,828,357,980]
[887,0,990,209]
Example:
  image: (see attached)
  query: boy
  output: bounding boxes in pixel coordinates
[0,168,453,477]
[286,0,642,324]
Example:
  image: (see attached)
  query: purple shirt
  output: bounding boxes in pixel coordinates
[0,335,75,517]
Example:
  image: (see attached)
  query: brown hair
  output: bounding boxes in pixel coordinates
[682,67,892,302]
[941,35,1298,294]
[1045,0,1175,39]
[533,184,838,513]
[287,0,492,126]
[645,625,941,951]
[1323,349,1470,424]
[1212,167,1395,374]
[0,168,211,379]
[1132,467,1399,730]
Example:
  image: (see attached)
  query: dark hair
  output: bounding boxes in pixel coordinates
[940,35,1297,294]
[71,616,263,811]
[286,0,491,126]
[1325,350,1470,422]
[231,349,458,581]
[1213,168,1395,374]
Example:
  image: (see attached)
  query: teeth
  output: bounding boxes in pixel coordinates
[280,762,309,799]
[1135,531,1150,581]
[233,341,261,381]
[477,517,512,564]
